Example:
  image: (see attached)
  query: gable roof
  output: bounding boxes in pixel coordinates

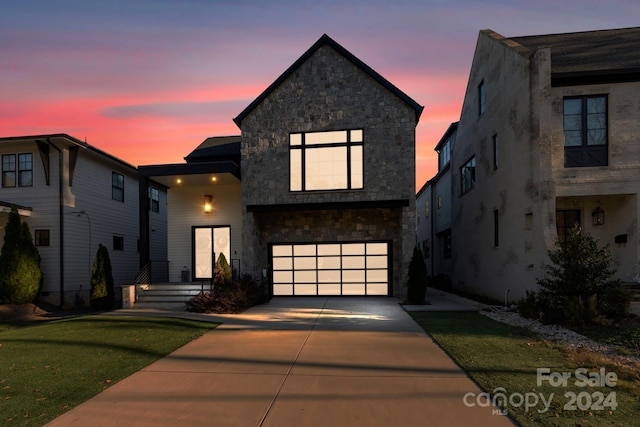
[233,34,423,126]
[509,27,640,85]
[0,133,137,172]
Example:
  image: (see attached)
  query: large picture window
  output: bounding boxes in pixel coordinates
[290,129,363,191]
[563,95,607,167]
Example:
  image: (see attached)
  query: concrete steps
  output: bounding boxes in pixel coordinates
[135,282,212,310]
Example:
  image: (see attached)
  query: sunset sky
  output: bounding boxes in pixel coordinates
[2,0,638,189]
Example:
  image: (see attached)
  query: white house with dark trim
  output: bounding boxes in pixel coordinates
[0,134,167,307]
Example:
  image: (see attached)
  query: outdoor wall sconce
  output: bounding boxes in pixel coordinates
[203,194,213,214]
[592,206,604,226]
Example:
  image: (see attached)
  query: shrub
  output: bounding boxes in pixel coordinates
[90,244,115,310]
[406,246,428,304]
[517,290,543,320]
[186,275,270,314]
[214,252,233,292]
[0,206,42,303]
[536,225,630,324]
[564,295,599,327]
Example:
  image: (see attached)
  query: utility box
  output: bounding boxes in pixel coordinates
[122,284,135,308]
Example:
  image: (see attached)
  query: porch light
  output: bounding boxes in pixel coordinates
[592,206,604,226]
[203,194,213,214]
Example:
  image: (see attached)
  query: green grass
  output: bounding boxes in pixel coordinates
[576,318,640,354]
[0,315,218,426]
[411,312,640,427]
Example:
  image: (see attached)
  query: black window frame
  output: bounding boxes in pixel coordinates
[35,229,50,247]
[492,134,498,171]
[460,156,476,195]
[289,129,364,192]
[493,209,499,247]
[438,138,451,170]
[556,209,581,243]
[113,235,124,251]
[563,95,608,167]
[148,187,160,212]
[478,81,485,116]
[2,154,16,188]
[112,172,124,202]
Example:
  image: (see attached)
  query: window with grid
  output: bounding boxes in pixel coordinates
[556,210,580,243]
[148,187,159,212]
[290,129,363,191]
[112,172,124,202]
[2,153,32,187]
[35,230,50,246]
[563,95,608,167]
[460,157,476,194]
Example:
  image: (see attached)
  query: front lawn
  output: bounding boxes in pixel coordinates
[411,312,640,427]
[0,316,217,426]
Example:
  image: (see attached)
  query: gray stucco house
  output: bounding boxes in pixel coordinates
[139,34,423,299]
[425,27,640,303]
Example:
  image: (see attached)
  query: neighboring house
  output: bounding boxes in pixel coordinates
[448,27,640,302]
[139,34,423,298]
[0,134,166,307]
[416,122,456,278]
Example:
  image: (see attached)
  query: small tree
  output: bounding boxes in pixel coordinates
[406,246,428,304]
[536,226,629,324]
[90,243,115,310]
[214,252,233,292]
[0,206,41,303]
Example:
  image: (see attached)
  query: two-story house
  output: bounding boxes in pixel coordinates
[450,27,640,302]
[416,122,456,279]
[139,34,423,299]
[0,134,167,307]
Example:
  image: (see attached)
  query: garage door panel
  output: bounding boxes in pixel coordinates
[318,283,341,295]
[317,244,341,255]
[318,257,341,269]
[342,283,366,295]
[294,257,317,269]
[367,283,388,295]
[294,270,317,283]
[272,257,292,270]
[342,256,365,269]
[273,271,293,283]
[367,255,387,268]
[342,270,365,282]
[273,284,293,295]
[295,284,317,295]
[366,269,388,282]
[342,243,365,255]
[318,270,341,283]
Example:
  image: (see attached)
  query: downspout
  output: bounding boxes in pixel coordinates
[429,182,435,276]
[47,138,65,308]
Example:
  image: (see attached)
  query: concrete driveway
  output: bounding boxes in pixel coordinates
[46,297,514,426]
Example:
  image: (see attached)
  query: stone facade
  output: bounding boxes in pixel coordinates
[236,36,422,297]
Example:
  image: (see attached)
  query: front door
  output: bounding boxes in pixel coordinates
[192,226,231,280]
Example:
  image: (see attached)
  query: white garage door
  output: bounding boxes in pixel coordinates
[271,242,389,296]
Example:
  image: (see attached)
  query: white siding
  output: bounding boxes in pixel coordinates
[65,148,140,294]
[167,180,242,282]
